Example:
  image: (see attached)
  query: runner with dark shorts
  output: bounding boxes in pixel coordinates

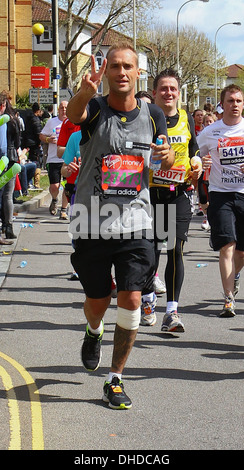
[198,84,244,317]
[67,44,175,409]
[141,68,201,332]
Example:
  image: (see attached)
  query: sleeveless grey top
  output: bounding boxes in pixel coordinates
[70,97,154,239]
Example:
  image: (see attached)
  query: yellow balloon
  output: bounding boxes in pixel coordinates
[32,23,44,36]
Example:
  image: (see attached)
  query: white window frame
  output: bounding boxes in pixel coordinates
[43,25,53,42]
[181,84,187,105]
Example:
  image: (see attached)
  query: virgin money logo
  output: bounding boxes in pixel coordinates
[103,155,122,170]
[218,139,228,148]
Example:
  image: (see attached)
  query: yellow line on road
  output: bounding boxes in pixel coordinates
[0,365,21,450]
[0,352,44,450]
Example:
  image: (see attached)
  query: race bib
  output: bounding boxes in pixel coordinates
[218,137,244,165]
[101,154,144,196]
[152,165,186,186]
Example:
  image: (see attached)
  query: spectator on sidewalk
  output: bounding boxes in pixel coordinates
[0,93,14,245]
[0,92,21,239]
[18,148,37,195]
[22,102,43,188]
[23,102,43,165]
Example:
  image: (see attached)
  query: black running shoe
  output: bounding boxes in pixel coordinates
[103,376,132,409]
[81,322,104,371]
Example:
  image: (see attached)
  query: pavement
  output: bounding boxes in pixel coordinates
[0,190,243,458]
[0,188,50,288]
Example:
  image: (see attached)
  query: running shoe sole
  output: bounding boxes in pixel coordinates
[102,394,132,410]
[219,297,236,317]
[140,314,157,326]
[82,351,102,371]
[161,313,185,332]
[219,310,236,318]
[161,323,185,333]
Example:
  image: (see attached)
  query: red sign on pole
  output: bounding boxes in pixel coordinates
[31,66,49,88]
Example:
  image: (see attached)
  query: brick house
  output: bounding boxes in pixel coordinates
[0,0,32,100]
[193,64,244,111]
[1,0,152,102]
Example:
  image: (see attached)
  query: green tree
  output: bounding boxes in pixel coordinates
[58,0,159,91]
[33,54,48,67]
[139,24,227,107]
[235,68,244,90]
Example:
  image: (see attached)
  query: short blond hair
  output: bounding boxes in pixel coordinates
[106,43,138,66]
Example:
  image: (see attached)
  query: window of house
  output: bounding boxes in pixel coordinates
[43,25,53,42]
[206,97,215,105]
[138,73,148,92]
[95,51,104,68]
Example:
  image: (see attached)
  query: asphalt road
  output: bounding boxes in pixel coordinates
[0,194,243,459]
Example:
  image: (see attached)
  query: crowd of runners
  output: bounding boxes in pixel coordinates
[1,43,243,411]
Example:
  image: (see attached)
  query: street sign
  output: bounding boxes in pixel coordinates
[29,88,73,104]
[31,66,49,88]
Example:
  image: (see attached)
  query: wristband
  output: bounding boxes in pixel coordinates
[46,137,49,143]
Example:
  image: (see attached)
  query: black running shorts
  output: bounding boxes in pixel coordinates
[208,191,244,251]
[71,237,155,299]
[150,186,193,243]
[47,162,63,184]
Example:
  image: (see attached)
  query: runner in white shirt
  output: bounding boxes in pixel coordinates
[197,84,244,317]
[40,101,69,218]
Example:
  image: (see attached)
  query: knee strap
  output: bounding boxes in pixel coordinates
[116,306,141,331]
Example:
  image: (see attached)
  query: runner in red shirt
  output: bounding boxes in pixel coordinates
[57,117,80,158]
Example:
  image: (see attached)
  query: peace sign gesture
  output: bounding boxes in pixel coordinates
[81,55,107,98]
[67,55,107,123]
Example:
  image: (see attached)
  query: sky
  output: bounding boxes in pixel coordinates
[155,0,244,65]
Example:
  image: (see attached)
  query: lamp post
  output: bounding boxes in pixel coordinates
[52,0,59,116]
[32,23,44,44]
[214,22,241,106]
[133,0,136,52]
[176,0,209,75]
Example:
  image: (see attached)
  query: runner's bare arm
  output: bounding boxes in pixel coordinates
[202,154,212,170]
[57,146,66,158]
[61,157,80,178]
[67,55,107,124]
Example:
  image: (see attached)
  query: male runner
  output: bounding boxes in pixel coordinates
[40,101,69,219]
[141,68,201,332]
[198,84,244,317]
[67,45,174,409]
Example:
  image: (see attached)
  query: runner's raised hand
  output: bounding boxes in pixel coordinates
[67,55,107,123]
[81,55,107,98]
